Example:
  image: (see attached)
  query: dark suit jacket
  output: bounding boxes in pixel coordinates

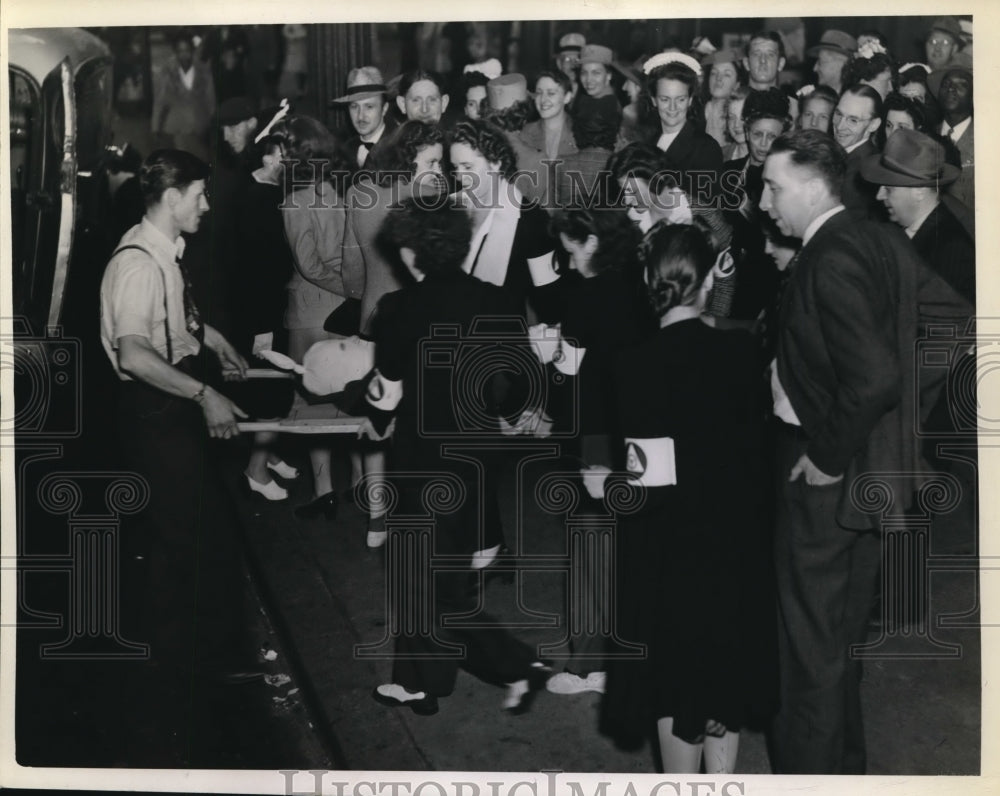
[842,139,882,221]
[911,201,976,304]
[946,119,974,212]
[776,210,971,529]
[652,121,723,202]
[344,115,398,173]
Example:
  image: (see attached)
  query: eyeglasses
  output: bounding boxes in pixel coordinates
[833,109,873,128]
[927,36,955,47]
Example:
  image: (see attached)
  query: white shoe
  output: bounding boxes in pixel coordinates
[266,459,300,480]
[471,544,501,569]
[245,474,288,501]
[545,671,606,695]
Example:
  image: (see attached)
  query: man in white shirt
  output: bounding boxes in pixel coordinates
[760,129,916,774]
[101,150,256,760]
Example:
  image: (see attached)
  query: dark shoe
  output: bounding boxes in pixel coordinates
[294,491,339,521]
[372,684,439,715]
[502,663,551,715]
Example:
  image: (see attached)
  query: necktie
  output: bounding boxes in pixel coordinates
[358,140,374,167]
[175,254,204,343]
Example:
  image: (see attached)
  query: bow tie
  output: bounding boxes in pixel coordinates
[360,140,375,150]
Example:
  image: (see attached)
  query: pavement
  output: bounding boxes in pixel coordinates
[226,436,982,775]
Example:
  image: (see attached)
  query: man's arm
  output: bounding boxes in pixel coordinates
[117,335,247,438]
[202,324,248,380]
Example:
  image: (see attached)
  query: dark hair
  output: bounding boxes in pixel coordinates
[448,119,517,181]
[842,52,896,91]
[742,87,791,127]
[382,198,472,275]
[606,142,678,200]
[169,30,195,50]
[858,30,889,49]
[803,84,839,108]
[840,83,884,122]
[703,57,747,99]
[572,101,622,149]
[374,121,444,184]
[139,148,210,208]
[768,129,846,198]
[639,222,715,316]
[640,62,704,132]
[898,64,930,90]
[533,68,573,95]
[747,31,786,61]
[273,115,350,191]
[107,143,143,175]
[874,92,929,149]
[258,133,286,158]
[461,70,490,91]
[484,98,537,133]
[550,207,641,275]
[398,69,448,100]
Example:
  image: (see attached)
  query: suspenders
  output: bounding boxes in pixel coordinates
[110,244,174,363]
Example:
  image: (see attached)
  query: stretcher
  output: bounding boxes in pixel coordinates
[235,368,364,434]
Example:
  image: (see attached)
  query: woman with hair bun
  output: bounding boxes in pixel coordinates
[594,221,775,773]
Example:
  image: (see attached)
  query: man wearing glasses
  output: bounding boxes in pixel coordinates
[832,84,883,220]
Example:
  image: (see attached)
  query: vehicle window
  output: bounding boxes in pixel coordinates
[9,70,38,296]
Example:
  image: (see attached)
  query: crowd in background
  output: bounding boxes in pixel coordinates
[97,15,975,774]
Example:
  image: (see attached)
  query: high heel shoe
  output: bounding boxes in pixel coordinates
[266,459,300,480]
[243,474,289,502]
[293,491,338,521]
[502,662,551,715]
[372,684,439,715]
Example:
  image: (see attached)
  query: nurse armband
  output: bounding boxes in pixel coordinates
[624,436,677,487]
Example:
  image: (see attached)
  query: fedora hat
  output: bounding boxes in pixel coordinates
[806,30,857,58]
[579,44,614,66]
[860,128,960,188]
[486,73,529,110]
[330,66,387,105]
[928,17,963,43]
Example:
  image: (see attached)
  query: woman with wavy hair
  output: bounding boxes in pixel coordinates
[530,205,654,697]
[448,119,556,309]
[638,52,723,201]
[595,221,775,772]
[277,114,354,521]
[842,41,897,101]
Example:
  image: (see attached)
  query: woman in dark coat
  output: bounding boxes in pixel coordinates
[529,206,655,696]
[638,53,723,204]
[596,221,776,772]
[357,198,551,715]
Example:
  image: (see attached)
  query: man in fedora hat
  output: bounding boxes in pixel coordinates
[332,66,395,169]
[925,17,965,73]
[807,30,857,95]
[555,32,586,96]
[861,127,973,303]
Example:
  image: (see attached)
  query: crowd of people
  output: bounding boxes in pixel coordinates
[98,16,975,773]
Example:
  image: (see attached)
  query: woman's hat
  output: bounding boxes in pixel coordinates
[579,44,614,66]
[330,66,387,105]
[860,128,960,187]
[487,73,529,110]
[218,96,258,125]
